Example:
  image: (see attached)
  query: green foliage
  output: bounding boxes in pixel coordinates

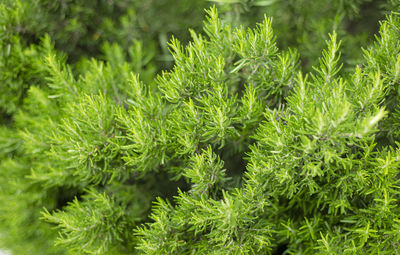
[42,189,140,254]
[0,0,210,61]
[1,1,400,255]
[0,0,208,123]
[210,0,387,71]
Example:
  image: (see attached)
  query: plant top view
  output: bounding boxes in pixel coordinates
[1,0,400,254]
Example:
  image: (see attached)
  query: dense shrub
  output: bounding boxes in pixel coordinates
[1,1,400,254]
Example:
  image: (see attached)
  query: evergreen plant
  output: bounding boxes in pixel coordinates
[1,1,400,254]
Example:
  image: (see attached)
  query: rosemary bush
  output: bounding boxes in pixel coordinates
[1,1,400,254]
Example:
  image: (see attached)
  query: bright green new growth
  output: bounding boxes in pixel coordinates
[1,2,400,255]
[134,11,400,254]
